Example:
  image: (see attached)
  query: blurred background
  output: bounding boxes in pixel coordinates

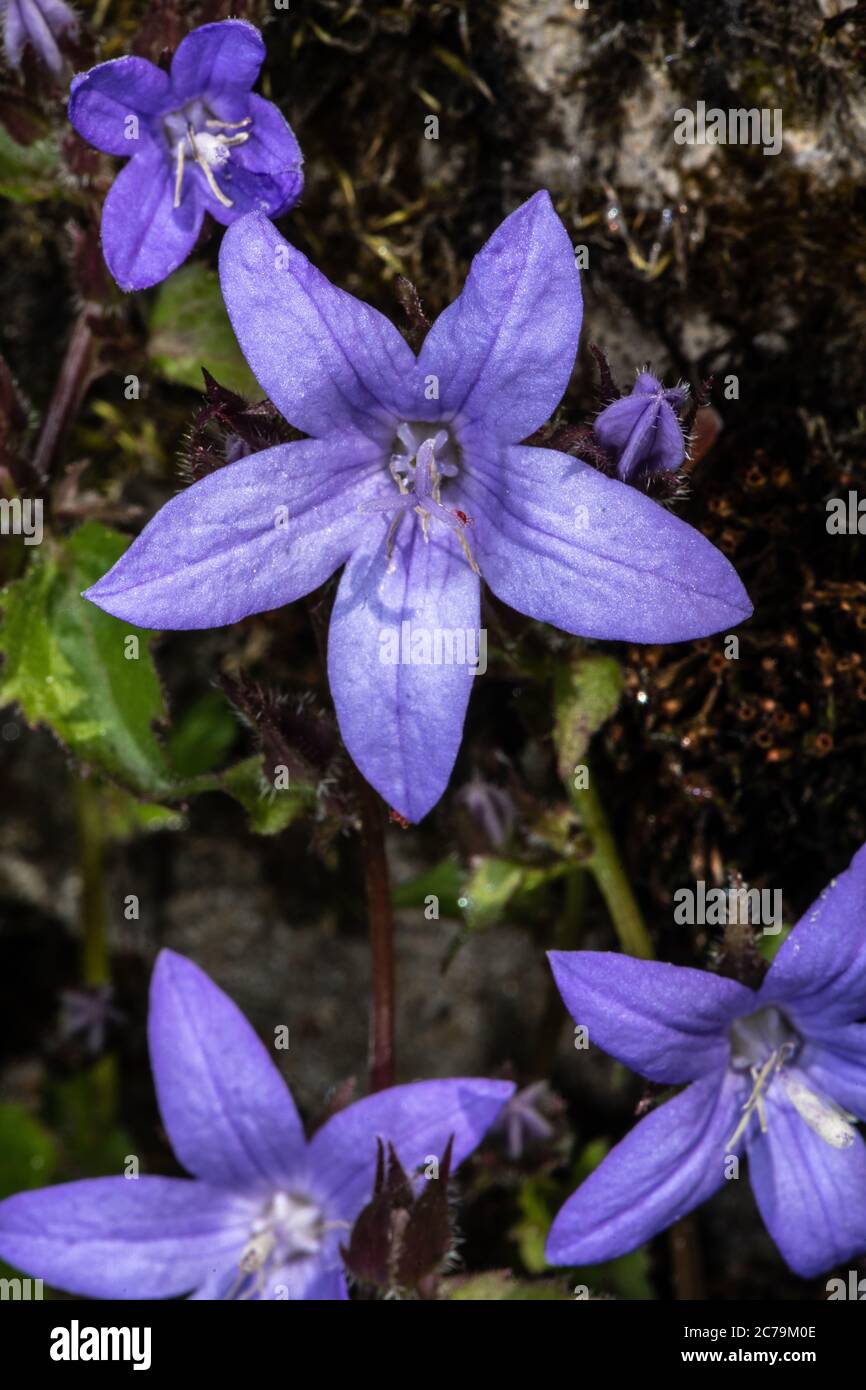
[1,0,865,1299]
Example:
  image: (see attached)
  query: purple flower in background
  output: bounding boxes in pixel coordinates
[594,372,689,481]
[2,0,77,76]
[0,950,512,1299]
[84,191,751,821]
[68,20,303,291]
[546,843,866,1277]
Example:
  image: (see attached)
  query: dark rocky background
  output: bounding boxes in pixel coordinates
[1,0,865,1300]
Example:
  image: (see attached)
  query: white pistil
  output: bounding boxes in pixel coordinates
[779,1071,856,1149]
[171,116,252,211]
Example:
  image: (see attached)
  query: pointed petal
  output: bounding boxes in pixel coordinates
[308,1079,513,1223]
[418,192,582,443]
[169,19,265,101]
[0,1177,250,1299]
[84,437,383,629]
[648,398,687,473]
[148,950,307,1189]
[594,393,659,475]
[749,1093,866,1277]
[101,143,203,291]
[464,442,752,641]
[549,951,755,1084]
[545,1074,740,1266]
[327,518,481,822]
[69,57,171,155]
[760,843,866,1026]
[219,211,419,441]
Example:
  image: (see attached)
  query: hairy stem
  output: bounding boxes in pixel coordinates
[571,763,654,960]
[356,773,396,1092]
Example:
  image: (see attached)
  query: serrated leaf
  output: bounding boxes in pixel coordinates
[553,652,623,784]
[0,522,176,797]
[220,756,309,834]
[149,263,260,397]
[0,126,61,203]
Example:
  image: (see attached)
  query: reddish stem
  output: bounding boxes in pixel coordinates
[356,773,395,1092]
[33,310,96,486]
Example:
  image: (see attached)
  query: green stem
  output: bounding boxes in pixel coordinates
[536,866,588,1073]
[570,763,654,960]
[73,775,117,1125]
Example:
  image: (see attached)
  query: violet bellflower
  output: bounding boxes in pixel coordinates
[594,371,689,482]
[67,20,303,291]
[2,0,77,77]
[83,191,751,822]
[546,843,866,1278]
[0,950,513,1299]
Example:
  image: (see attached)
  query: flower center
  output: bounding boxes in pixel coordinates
[227,1191,326,1300]
[362,425,479,575]
[726,1006,856,1152]
[162,100,251,210]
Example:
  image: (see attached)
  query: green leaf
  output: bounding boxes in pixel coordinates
[220,756,310,834]
[443,1272,573,1301]
[0,1104,57,1199]
[0,523,177,797]
[166,689,238,777]
[149,263,260,397]
[0,127,61,203]
[553,651,623,784]
[461,858,525,930]
[392,856,463,916]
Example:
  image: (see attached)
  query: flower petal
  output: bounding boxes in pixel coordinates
[83,437,384,629]
[749,1092,866,1277]
[800,1023,866,1121]
[417,191,582,443]
[548,951,755,1084]
[545,1073,740,1266]
[760,842,866,1026]
[464,442,752,641]
[69,57,171,155]
[308,1079,514,1223]
[169,19,265,101]
[0,1176,250,1299]
[327,518,481,822]
[148,950,307,1189]
[101,143,203,291]
[219,211,419,441]
[200,94,303,224]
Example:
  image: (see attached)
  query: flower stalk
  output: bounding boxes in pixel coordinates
[570,763,654,960]
[356,773,396,1092]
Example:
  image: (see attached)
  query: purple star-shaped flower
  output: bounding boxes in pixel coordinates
[68,20,303,291]
[0,950,512,1299]
[83,191,751,821]
[3,0,77,77]
[546,843,866,1277]
[594,371,689,481]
